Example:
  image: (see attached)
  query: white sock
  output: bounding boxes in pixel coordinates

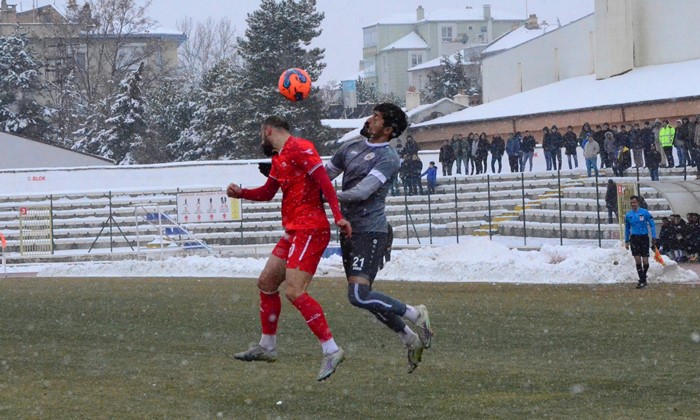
[398,326,419,346]
[321,338,339,354]
[259,334,276,351]
[403,305,420,323]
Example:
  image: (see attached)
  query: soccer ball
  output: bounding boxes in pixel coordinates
[278,68,312,102]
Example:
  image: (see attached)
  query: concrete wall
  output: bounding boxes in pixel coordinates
[632,0,700,67]
[595,0,634,79]
[482,0,700,101]
[482,15,595,103]
[0,133,113,170]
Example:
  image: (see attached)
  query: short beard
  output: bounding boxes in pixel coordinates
[261,143,275,157]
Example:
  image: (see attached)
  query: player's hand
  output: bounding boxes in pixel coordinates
[336,218,352,238]
[625,242,629,250]
[227,183,242,198]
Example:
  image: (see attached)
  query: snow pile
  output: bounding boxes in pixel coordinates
[33,237,697,285]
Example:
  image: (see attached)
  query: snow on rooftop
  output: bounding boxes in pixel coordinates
[483,10,594,55]
[408,51,477,72]
[482,24,556,55]
[381,31,428,51]
[367,7,523,27]
[415,58,700,128]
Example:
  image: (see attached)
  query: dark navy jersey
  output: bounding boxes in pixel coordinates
[327,138,400,233]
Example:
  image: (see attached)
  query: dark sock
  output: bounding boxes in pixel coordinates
[636,263,644,283]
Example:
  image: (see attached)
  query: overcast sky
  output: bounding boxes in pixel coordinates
[48,0,593,85]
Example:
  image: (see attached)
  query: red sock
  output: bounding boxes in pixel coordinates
[260,290,281,335]
[291,293,333,342]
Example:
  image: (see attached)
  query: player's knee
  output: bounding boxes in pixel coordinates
[347,283,370,308]
[285,287,304,302]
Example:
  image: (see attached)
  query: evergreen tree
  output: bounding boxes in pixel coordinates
[356,76,377,104]
[145,80,196,162]
[227,0,333,158]
[174,57,244,160]
[0,35,47,138]
[74,63,148,164]
[423,52,472,103]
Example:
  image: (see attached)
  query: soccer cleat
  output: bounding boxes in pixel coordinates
[233,344,277,363]
[414,304,434,348]
[406,334,425,374]
[317,348,345,381]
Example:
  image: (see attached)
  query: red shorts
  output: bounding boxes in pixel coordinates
[272,228,330,274]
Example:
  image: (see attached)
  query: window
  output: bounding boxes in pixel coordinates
[363,27,377,48]
[480,26,487,33]
[75,52,86,70]
[441,26,453,41]
[411,53,423,67]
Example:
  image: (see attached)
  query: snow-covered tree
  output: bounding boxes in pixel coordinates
[145,80,196,162]
[356,76,378,104]
[0,35,47,137]
[422,52,472,103]
[226,0,334,158]
[74,62,148,164]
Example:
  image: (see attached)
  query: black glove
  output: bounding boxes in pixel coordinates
[258,162,272,177]
[652,238,658,248]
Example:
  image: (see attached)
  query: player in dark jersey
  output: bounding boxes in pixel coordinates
[325,103,433,373]
[227,116,352,381]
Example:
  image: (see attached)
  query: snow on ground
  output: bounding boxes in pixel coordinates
[10,236,696,285]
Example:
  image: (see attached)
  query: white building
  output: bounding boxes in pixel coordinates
[0,132,114,170]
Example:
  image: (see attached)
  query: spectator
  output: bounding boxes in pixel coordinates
[520,131,536,172]
[450,134,465,175]
[404,135,420,157]
[466,132,477,175]
[477,133,490,174]
[659,120,675,167]
[686,213,700,262]
[669,214,687,262]
[673,119,688,167]
[693,114,700,178]
[630,123,645,168]
[646,143,662,181]
[506,132,522,173]
[563,125,579,169]
[579,122,594,145]
[604,131,617,171]
[613,145,632,177]
[550,125,564,170]
[439,139,455,176]
[542,126,553,171]
[490,135,505,173]
[658,217,672,256]
[395,139,404,159]
[605,179,618,224]
[641,121,655,168]
[652,119,668,167]
[399,155,412,195]
[583,133,600,177]
[594,124,607,168]
[421,161,438,194]
[408,154,423,195]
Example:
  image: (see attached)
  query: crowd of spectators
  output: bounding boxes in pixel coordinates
[427,116,700,181]
[391,116,700,195]
[658,213,700,262]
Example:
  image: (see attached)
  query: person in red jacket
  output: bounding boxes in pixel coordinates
[227,115,352,381]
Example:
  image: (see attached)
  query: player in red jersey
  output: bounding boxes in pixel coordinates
[227,116,352,381]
